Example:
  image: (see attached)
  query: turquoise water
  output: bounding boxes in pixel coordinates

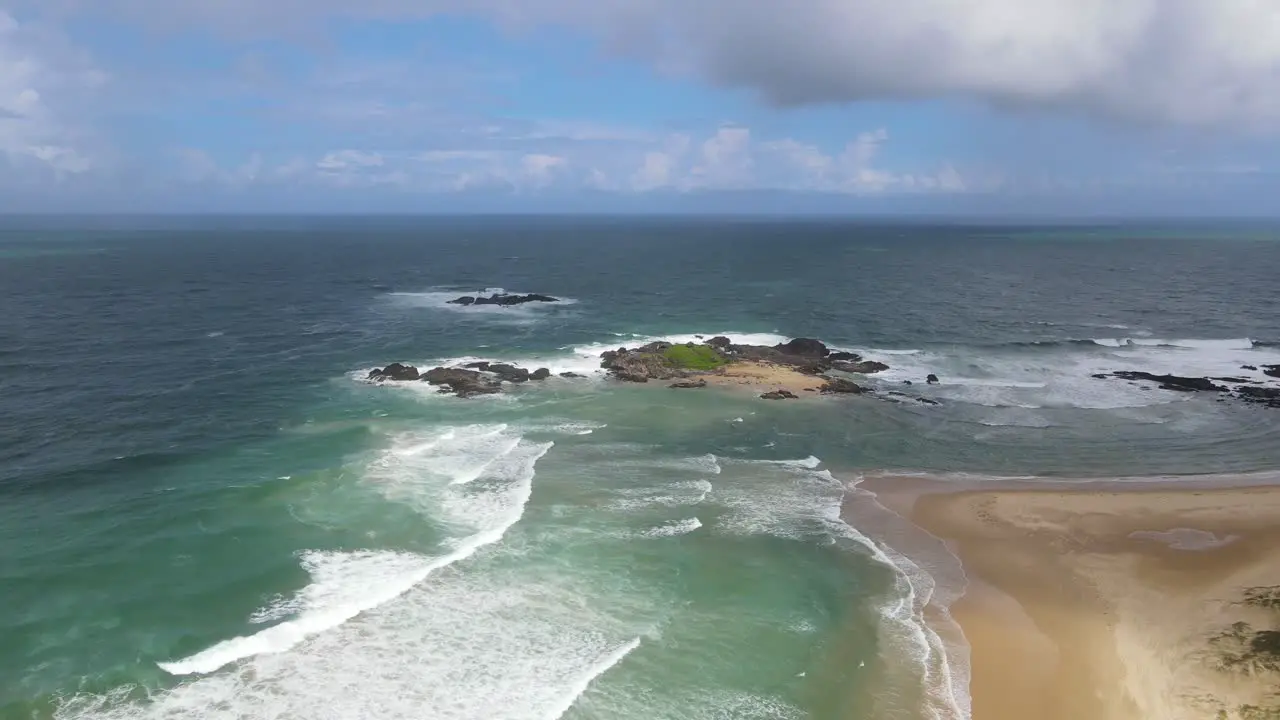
[3,218,1280,719]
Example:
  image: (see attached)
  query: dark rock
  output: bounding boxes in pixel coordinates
[368,363,420,382]
[773,338,829,358]
[828,351,863,362]
[669,379,707,389]
[420,367,502,397]
[1110,371,1228,393]
[531,368,551,381]
[1091,373,1109,380]
[559,372,584,378]
[760,390,798,400]
[1237,386,1280,407]
[487,363,532,383]
[795,361,831,376]
[926,374,940,384]
[1266,365,1280,379]
[1212,377,1254,384]
[804,388,817,392]
[902,380,914,385]
[449,293,560,307]
[1243,365,1259,371]
[917,397,940,406]
[833,360,890,375]
[707,336,732,349]
[462,361,491,371]
[600,345,685,383]
[820,378,867,394]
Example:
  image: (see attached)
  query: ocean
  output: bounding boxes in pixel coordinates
[2,216,1279,720]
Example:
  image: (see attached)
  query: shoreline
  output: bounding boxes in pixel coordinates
[845,472,1280,720]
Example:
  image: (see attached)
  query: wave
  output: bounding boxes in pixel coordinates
[159,427,552,676]
[542,637,642,719]
[641,517,703,538]
[609,479,715,511]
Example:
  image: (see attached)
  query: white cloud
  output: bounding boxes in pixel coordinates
[19,0,1280,128]
[0,11,104,177]
[519,153,566,186]
[316,149,385,171]
[166,126,974,196]
[689,126,753,188]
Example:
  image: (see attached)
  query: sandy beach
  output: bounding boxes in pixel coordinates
[700,361,828,394]
[852,474,1280,720]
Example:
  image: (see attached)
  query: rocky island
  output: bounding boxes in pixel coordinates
[365,335,930,402]
[446,292,560,307]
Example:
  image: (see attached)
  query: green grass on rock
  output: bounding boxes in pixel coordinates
[663,344,728,371]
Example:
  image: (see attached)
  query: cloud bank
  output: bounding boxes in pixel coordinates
[21,0,1280,128]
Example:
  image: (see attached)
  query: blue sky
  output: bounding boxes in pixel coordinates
[3,1,1280,214]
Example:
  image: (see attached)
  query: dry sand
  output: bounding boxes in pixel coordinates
[854,474,1280,720]
[700,361,826,395]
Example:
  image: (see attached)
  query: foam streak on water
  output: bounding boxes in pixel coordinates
[158,427,553,676]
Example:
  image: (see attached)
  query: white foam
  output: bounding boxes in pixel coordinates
[1090,337,1254,350]
[864,337,1280,411]
[541,637,642,720]
[608,479,715,512]
[641,518,703,538]
[1129,528,1240,550]
[80,575,650,720]
[159,427,552,676]
[517,421,608,436]
[776,455,822,469]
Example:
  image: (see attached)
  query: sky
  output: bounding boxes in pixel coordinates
[3,1,1280,214]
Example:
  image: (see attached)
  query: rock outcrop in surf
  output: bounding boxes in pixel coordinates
[366,362,553,398]
[447,293,559,307]
[367,363,420,382]
[1094,370,1280,409]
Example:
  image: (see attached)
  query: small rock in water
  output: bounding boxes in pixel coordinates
[760,389,799,400]
[1243,365,1259,371]
[820,378,866,394]
[531,368,551,381]
[559,372,584,378]
[926,374,940,384]
[833,360,890,374]
[669,379,708,389]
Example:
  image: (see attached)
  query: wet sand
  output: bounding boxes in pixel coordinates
[853,473,1280,720]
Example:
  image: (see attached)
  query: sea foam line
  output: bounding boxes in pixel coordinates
[159,441,553,677]
[542,637,642,720]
